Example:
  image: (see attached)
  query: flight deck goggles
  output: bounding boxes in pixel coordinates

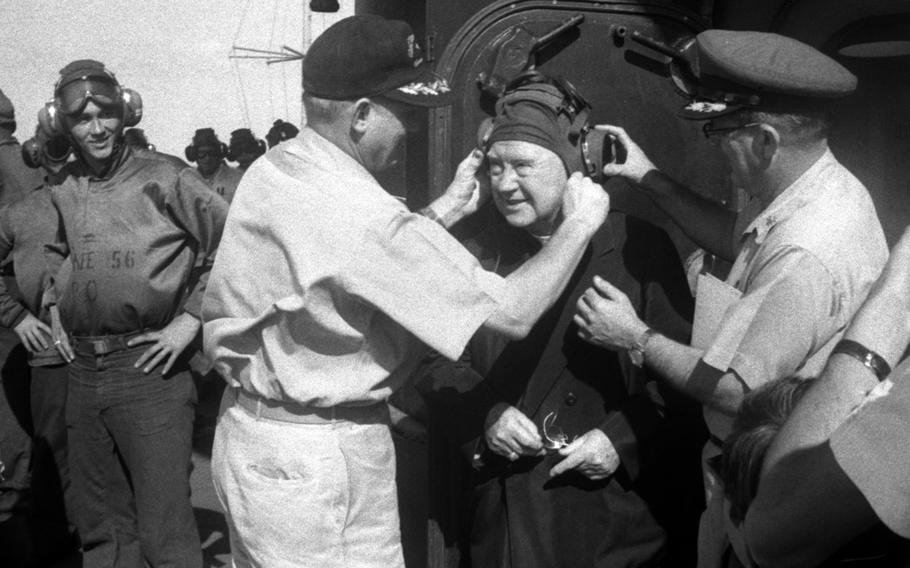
[56,75,122,116]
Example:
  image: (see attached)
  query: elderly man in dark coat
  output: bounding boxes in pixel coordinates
[419,74,705,567]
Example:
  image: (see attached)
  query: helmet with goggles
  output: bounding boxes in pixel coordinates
[55,61,123,116]
[38,59,142,139]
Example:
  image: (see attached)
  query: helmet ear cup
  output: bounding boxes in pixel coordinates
[21,137,43,169]
[44,135,72,164]
[38,101,64,139]
[257,139,266,155]
[121,88,142,128]
[185,145,197,162]
[579,127,623,183]
[21,132,71,170]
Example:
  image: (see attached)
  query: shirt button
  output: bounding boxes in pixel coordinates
[565,393,577,406]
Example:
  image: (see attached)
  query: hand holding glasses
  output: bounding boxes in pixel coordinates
[542,411,574,452]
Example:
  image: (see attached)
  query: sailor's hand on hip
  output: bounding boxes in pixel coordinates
[128,312,201,374]
[14,312,52,354]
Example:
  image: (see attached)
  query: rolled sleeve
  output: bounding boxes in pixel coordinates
[702,247,841,389]
[343,212,505,361]
[830,367,910,538]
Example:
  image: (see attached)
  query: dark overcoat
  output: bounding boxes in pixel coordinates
[420,210,705,568]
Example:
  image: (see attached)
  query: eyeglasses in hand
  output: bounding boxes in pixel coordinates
[542,411,573,451]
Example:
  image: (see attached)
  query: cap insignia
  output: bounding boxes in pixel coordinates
[397,78,451,96]
[685,100,729,113]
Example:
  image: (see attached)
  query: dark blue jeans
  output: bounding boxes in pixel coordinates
[67,343,201,568]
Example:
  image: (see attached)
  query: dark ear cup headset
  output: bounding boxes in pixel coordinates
[266,119,299,148]
[20,138,43,169]
[226,137,266,163]
[475,71,614,182]
[21,131,71,169]
[185,141,228,163]
[33,62,142,163]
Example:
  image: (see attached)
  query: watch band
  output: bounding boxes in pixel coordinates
[832,339,891,382]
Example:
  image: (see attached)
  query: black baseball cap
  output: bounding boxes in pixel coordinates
[302,15,451,107]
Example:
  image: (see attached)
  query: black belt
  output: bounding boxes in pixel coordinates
[234,388,389,425]
[71,330,147,356]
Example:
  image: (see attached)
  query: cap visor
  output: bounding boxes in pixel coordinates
[382,68,453,108]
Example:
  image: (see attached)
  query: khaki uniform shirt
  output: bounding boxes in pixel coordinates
[702,149,888,438]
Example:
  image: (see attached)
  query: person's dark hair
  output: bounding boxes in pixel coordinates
[742,109,830,145]
[721,376,816,525]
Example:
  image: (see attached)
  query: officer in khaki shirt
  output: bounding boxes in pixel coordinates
[573,31,888,567]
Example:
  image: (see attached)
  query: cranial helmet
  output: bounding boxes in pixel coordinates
[477,71,614,182]
[185,127,227,162]
[37,59,142,140]
[227,128,266,162]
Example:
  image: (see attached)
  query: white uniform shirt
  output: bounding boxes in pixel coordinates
[203,128,506,407]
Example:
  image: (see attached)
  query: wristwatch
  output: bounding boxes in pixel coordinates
[630,327,657,368]
[832,339,891,382]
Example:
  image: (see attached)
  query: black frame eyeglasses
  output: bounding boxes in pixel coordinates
[702,122,760,140]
